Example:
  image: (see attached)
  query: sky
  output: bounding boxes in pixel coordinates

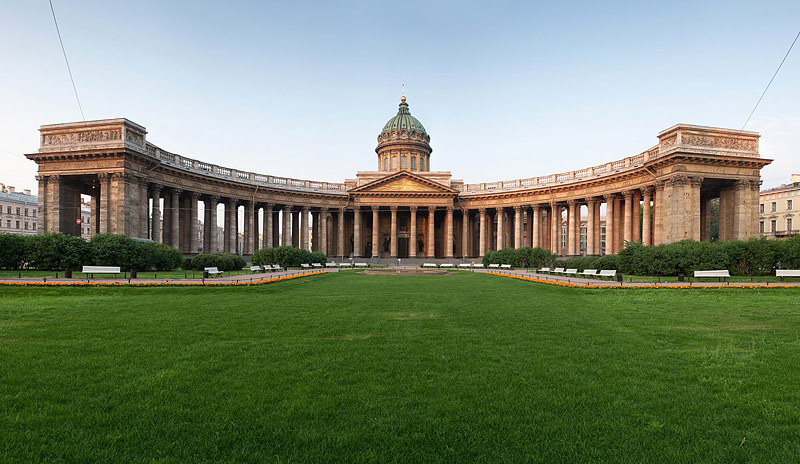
[1,0,799,194]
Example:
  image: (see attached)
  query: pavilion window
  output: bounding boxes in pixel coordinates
[391,157,397,170]
[384,158,388,171]
[400,157,407,169]
[411,157,417,170]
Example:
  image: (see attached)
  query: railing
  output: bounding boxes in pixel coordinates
[457,145,661,194]
[143,142,347,194]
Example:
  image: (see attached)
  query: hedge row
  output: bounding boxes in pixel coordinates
[186,253,246,272]
[0,233,182,271]
[482,247,559,268]
[617,237,800,276]
[251,246,326,268]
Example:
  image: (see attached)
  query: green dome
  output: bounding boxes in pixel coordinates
[379,96,428,138]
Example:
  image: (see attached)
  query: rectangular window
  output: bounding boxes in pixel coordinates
[5,220,9,228]
[32,223,36,230]
[391,157,397,169]
[771,219,777,232]
[759,221,764,234]
[788,218,793,232]
[24,208,28,217]
[5,206,9,214]
[400,156,407,169]
[419,158,425,170]
[771,202,777,212]
[24,222,28,230]
[15,221,20,229]
[16,207,20,215]
[33,209,37,217]
[760,204,764,213]
[788,200,793,210]
[411,157,416,170]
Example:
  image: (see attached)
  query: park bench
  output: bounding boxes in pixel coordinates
[598,269,617,280]
[249,265,263,273]
[488,264,500,269]
[269,264,283,271]
[564,268,578,276]
[354,263,369,268]
[458,263,472,269]
[776,269,800,281]
[552,267,565,274]
[582,269,598,277]
[693,270,730,282]
[325,262,338,268]
[538,267,551,273]
[339,262,353,268]
[422,263,438,268]
[472,264,484,269]
[440,263,454,268]
[82,266,121,278]
[204,267,223,277]
[301,263,311,269]
[311,263,323,268]
[500,264,512,269]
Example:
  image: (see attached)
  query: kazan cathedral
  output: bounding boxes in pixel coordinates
[27,96,768,260]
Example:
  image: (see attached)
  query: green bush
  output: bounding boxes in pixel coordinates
[482,247,557,268]
[0,234,28,269]
[251,246,326,268]
[26,233,90,270]
[190,253,246,272]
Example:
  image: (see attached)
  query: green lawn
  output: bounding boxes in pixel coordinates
[1,273,799,463]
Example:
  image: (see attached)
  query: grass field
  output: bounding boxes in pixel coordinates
[1,273,799,462]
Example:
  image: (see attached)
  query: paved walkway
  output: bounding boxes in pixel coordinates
[0,268,330,285]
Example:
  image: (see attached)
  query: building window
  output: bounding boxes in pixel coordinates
[760,204,765,213]
[5,206,9,214]
[24,222,28,230]
[15,221,20,229]
[33,209,37,217]
[24,208,28,217]
[771,219,777,232]
[16,207,20,215]
[400,156,407,169]
[5,220,9,228]
[411,157,417,170]
[788,218,793,232]
[383,158,388,171]
[788,200,793,211]
[391,157,397,169]
[759,221,764,234]
[419,158,425,171]
[771,202,777,212]
[33,223,36,230]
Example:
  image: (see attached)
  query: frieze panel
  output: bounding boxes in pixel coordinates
[42,129,122,146]
[681,134,757,152]
[125,130,144,146]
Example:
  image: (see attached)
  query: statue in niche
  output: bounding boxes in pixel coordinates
[383,235,390,253]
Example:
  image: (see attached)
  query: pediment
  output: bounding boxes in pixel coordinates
[350,171,457,194]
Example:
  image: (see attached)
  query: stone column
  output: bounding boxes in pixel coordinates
[632,191,642,243]
[550,204,560,255]
[391,206,399,257]
[623,191,634,246]
[642,187,652,246]
[479,208,487,257]
[263,204,273,248]
[90,193,98,237]
[337,208,345,257]
[505,211,512,249]
[188,193,199,253]
[283,206,293,247]
[586,198,597,256]
[409,206,418,258]
[150,185,161,243]
[372,206,380,258]
[445,207,454,258]
[319,208,328,256]
[207,196,219,253]
[203,199,211,252]
[170,190,180,249]
[604,195,615,254]
[97,174,111,234]
[427,207,435,258]
[513,206,522,249]
[291,211,300,248]
[301,207,310,251]
[496,208,504,250]
[353,206,362,257]
[461,209,469,258]
[653,181,664,246]
[531,205,540,248]
[272,208,280,248]
[244,201,254,254]
[567,200,577,256]
[224,199,235,253]
[311,212,319,252]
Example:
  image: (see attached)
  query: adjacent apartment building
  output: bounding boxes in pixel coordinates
[759,174,800,239]
[0,183,91,239]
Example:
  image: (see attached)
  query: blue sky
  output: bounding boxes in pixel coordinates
[1,0,798,192]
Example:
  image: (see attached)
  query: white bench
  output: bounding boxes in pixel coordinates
[776,269,800,280]
[204,266,223,277]
[564,268,578,276]
[270,264,282,271]
[422,263,438,268]
[472,264,484,269]
[582,269,598,277]
[458,263,472,269]
[311,263,323,268]
[539,267,551,273]
[694,270,730,281]
[354,263,369,268]
[440,263,454,268]
[339,262,353,268]
[500,264,512,269]
[82,266,121,277]
[301,263,311,269]
[325,262,338,268]
[552,267,565,274]
[250,265,263,273]
[488,264,500,269]
[598,269,617,279]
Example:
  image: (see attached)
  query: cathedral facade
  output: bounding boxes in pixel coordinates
[26,97,770,259]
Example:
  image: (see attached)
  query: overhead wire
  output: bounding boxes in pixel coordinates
[48,0,86,122]
[741,30,799,130]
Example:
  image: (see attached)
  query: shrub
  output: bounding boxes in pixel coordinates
[251,246,325,268]
[26,233,90,270]
[90,234,137,270]
[0,233,28,269]
[191,253,245,272]
[482,247,557,268]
